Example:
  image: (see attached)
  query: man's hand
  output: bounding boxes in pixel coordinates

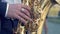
[6,4,32,24]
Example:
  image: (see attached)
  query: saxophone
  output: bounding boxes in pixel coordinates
[13,0,58,34]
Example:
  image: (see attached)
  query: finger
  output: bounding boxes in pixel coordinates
[16,4,31,13]
[18,11,33,22]
[16,4,31,10]
[20,8,30,17]
[22,5,31,12]
[23,4,31,9]
[15,15,27,24]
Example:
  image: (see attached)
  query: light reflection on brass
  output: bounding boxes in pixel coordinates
[13,0,53,34]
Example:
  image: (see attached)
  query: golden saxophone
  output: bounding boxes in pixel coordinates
[13,0,59,34]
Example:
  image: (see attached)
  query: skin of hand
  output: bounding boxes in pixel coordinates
[6,4,33,25]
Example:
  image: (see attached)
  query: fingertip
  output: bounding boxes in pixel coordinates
[28,18,33,23]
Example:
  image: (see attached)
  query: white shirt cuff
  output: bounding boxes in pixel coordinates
[5,3,9,17]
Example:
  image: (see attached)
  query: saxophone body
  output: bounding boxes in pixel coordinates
[13,0,53,34]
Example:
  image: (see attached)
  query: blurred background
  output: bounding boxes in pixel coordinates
[42,4,60,34]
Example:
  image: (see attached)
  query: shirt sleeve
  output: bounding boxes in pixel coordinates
[5,3,9,17]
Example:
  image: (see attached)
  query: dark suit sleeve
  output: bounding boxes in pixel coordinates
[0,2,7,17]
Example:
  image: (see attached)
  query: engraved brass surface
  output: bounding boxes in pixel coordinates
[13,0,54,34]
